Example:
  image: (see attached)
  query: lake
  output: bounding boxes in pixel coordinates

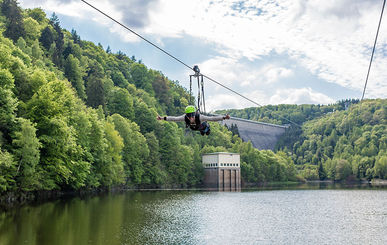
[1,184,387,245]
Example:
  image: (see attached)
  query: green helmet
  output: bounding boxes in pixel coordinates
[185,105,196,114]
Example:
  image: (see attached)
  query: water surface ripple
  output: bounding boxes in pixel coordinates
[1,188,387,244]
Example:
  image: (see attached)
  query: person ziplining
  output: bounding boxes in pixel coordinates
[157,65,230,136]
[80,0,302,128]
[157,105,230,136]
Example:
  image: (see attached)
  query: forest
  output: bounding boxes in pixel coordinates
[0,1,386,196]
[219,99,387,181]
[0,0,300,193]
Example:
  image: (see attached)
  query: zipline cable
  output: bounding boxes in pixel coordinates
[361,0,386,101]
[80,0,302,127]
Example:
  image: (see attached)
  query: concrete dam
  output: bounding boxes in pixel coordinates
[221,117,288,150]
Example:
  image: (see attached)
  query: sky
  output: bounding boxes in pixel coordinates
[18,0,387,111]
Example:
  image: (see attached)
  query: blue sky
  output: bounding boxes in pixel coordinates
[19,0,387,111]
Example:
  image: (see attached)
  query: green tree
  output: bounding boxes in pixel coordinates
[157,122,182,183]
[374,155,387,179]
[102,121,125,186]
[64,54,86,100]
[133,100,157,134]
[0,69,18,144]
[31,39,43,61]
[174,145,194,186]
[26,79,91,189]
[50,13,64,67]
[109,114,149,185]
[318,162,327,180]
[300,165,319,180]
[110,70,129,88]
[16,68,46,103]
[0,148,17,192]
[335,159,352,181]
[85,108,106,188]
[143,132,167,186]
[130,62,154,96]
[86,61,106,109]
[1,0,26,42]
[71,29,81,44]
[23,17,40,43]
[16,37,27,53]
[12,118,41,190]
[152,73,171,106]
[26,7,47,24]
[39,26,54,50]
[107,88,134,120]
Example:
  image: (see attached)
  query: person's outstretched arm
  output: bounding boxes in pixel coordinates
[157,114,186,122]
[200,114,230,122]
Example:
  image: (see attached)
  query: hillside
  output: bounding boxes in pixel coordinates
[0,0,299,193]
[219,100,387,181]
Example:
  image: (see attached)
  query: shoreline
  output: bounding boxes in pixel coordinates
[2,179,387,208]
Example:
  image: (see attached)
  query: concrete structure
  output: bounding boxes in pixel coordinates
[202,152,241,190]
[221,117,288,150]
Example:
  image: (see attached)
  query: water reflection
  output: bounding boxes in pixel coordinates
[1,184,387,245]
[244,181,387,191]
[1,194,124,245]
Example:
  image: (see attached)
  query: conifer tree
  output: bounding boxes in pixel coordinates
[50,13,64,67]
[318,162,326,180]
[39,26,54,50]
[71,29,81,44]
[86,62,106,109]
[1,0,26,42]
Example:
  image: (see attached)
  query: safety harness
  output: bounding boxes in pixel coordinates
[184,111,201,130]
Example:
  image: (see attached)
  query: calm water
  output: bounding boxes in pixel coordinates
[1,185,387,245]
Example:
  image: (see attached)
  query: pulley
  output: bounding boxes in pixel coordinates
[189,65,206,113]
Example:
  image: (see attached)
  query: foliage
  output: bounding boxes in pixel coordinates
[0,68,17,143]
[64,54,86,100]
[3,2,384,195]
[1,0,26,42]
[0,147,16,191]
[12,118,41,190]
[109,114,149,185]
[221,99,386,181]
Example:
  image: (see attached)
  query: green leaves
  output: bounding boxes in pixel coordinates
[102,121,124,186]
[109,114,148,185]
[0,68,17,121]
[289,100,387,180]
[130,62,154,96]
[12,118,41,191]
[64,54,86,100]
[86,61,106,109]
[0,148,17,192]
[1,0,26,42]
[3,2,386,196]
[107,88,134,120]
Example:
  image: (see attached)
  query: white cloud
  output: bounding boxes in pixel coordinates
[206,94,244,111]
[196,56,293,88]
[164,0,387,96]
[19,0,145,42]
[205,87,335,111]
[20,0,87,18]
[146,0,387,98]
[269,87,336,105]
[206,89,267,111]
[19,0,387,102]
[260,65,293,84]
